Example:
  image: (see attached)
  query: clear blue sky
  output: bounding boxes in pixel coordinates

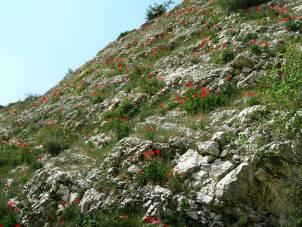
[0,0,180,106]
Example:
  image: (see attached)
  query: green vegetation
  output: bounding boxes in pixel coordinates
[217,0,270,12]
[167,173,184,193]
[285,20,302,32]
[137,160,170,185]
[117,30,134,40]
[146,0,174,21]
[181,83,237,114]
[39,125,77,156]
[0,193,18,227]
[212,48,236,64]
[162,199,199,227]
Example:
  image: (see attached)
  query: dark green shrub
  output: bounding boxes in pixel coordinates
[217,0,270,12]
[213,48,236,64]
[285,20,302,32]
[44,135,67,156]
[249,45,262,55]
[118,30,134,39]
[146,0,174,21]
[111,119,131,140]
[63,203,81,224]
[39,126,77,156]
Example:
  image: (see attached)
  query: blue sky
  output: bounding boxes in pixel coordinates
[0,0,180,106]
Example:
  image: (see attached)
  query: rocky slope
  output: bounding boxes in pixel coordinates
[1,0,302,226]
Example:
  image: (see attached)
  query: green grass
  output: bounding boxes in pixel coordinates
[137,160,170,185]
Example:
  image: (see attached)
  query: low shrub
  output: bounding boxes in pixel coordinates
[117,30,134,40]
[217,0,270,12]
[213,48,236,64]
[39,126,77,156]
[285,20,302,32]
[110,119,131,140]
[146,1,174,21]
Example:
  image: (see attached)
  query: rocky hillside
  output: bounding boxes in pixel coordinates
[1,0,302,226]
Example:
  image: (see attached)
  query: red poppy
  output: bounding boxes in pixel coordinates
[175,96,181,101]
[185,82,193,88]
[158,45,166,51]
[14,207,21,214]
[144,216,161,224]
[117,63,123,71]
[200,86,208,98]
[279,18,289,23]
[61,200,67,207]
[15,224,21,227]
[74,197,80,204]
[7,200,16,209]
[154,150,161,155]
[225,74,233,81]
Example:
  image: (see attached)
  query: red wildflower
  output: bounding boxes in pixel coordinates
[154,150,161,155]
[175,96,181,101]
[61,200,67,207]
[165,225,169,227]
[0,224,3,227]
[117,63,123,71]
[256,6,261,12]
[144,216,161,224]
[7,200,16,209]
[15,224,21,227]
[200,86,208,98]
[185,82,193,88]
[158,45,166,51]
[74,197,80,204]
[14,207,21,214]
[279,17,289,23]
[226,74,233,81]
[160,103,165,109]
